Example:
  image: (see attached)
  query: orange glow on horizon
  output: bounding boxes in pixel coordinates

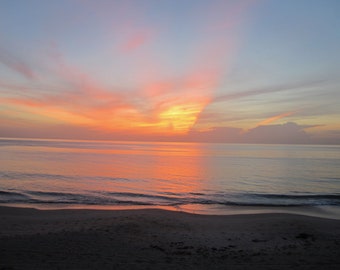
[2,92,210,136]
[0,1,253,140]
[136,100,209,134]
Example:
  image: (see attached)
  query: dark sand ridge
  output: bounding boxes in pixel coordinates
[1,206,340,269]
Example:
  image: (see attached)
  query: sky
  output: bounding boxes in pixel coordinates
[1,0,340,144]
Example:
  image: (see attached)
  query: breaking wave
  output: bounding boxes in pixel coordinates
[1,189,339,207]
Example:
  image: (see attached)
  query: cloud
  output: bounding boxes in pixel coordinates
[0,1,260,140]
[187,122,313,144]
[244,122,311,144]
[0,120,99,141]
[0,46,36,80]
[188,126,243,143]
[255,111,296,127]
[0,52,215,135]
[121,30,153,52]
[213,79,328,103]
[308,128,340,145]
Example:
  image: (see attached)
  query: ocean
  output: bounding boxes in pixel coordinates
[1,138,340,216]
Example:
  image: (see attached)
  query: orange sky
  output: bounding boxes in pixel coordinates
[1,0,340,144]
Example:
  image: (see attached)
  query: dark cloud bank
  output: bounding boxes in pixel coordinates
[188,122,314,144]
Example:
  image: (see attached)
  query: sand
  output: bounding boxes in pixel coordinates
[1,206,340,270]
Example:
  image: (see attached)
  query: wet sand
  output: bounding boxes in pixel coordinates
[1,206,340,269]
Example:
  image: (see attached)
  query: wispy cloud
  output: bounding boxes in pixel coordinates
[1,52,215,134]
[0,0,259,139]
[255,111,296,127]
[120,30,153,52]
[0,46,36,80]
[213,79,329,103]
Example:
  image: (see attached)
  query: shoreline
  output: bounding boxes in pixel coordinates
[1,206,340,269]
[2,203,340,220]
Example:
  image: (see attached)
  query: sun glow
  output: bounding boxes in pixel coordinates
[134,99,209,134]
[158,102,207,133]
[0,0,253,141]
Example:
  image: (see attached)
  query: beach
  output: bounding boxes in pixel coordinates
[1,206,340,269]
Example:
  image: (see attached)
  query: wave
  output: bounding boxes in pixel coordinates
[0,190,154,206]
[0,190,31,199]
[235,193,340,206]
[1,189,340,207]
[250,193,340,200]
[0,171,134,183]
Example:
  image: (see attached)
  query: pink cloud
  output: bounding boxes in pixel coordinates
[255,111,296,127]
[1,61,214,135]
[0,1,256,139]
[121,30,153,52]
[0,47,36,80]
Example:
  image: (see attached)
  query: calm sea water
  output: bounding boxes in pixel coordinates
[0,138,340,215]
